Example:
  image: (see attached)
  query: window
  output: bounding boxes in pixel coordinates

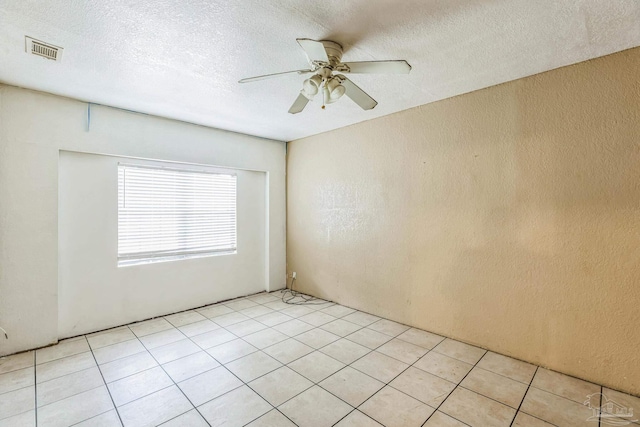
[117,163,237,266]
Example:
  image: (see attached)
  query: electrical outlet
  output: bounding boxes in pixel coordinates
[292,272,297,279]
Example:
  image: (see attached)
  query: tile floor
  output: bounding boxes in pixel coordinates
[0,291,638,427]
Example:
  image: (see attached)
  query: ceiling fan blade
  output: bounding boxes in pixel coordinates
[239,69,313,83]
[341,60,411,74]
[296,38,329,63]
[288,93,309,114]
[340,77,378,110]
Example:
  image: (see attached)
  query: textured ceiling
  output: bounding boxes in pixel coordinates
[1,1,639,141]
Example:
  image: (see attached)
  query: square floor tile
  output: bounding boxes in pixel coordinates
[239,305,275,319]
[461,367,529,408]
[295,329,340,349]
[37,385,114,427]
[87,327,137,351]
[246,409,297,427]
[197,304,234,319]
[320,366,384,407]
[224,299,259,311]
[190,329,236,349]
[0,409,35,427]
[250,366,313,406]
[100,349,157,383]
[477,352,537,384]
[129,318,174,337]
[211,312,251,327]
[225,319,267,337]
[414,351,473,384]
[320,339,369,365]
[531,368,600,405]
[36,338,90,365]
[263,339,314,364]
[0,351,34,375]
[345,329,392,350]
[288,351,345,383]
[360,386,435,427]
[246,293,280,305]
[178,320,220,338]
[520,387,595,427]
[226,351,282,382]
[602,387,640,424]
[279,386,352,427]
[396,328,444,350]
[0,366,34,394]
[299,312,337,327]
[118,385,193,427]
[367,319,410,337]
[139,329,184,350]
[37,366,104,407]
[320,305,356,318]
[351,351,409,383]
[433,339,486,365]
[254,311,294,326]
[162,351,219,383]
[0,386,35,420]
[206,339,258,364]
[440,387,516,427]
[273,319,316,337]
[36,352,96,383]
[159,409,209,427]
[390,366,456,407]
[164,310,207,327]
[198,385,271,427]
[108,365,173,406]
[512,412,555,426]
[75,410,122,426]
[280,306,315,319]
[263,300,293,311]
[178,366,243,406]
[93,339,145,365]
[423,411,468,427]
[150,339,201,364]
[320,319,361,337]
[343,312,380,327]
[376,339,427,364]
[334,410,382,427]
[243,329,290,349]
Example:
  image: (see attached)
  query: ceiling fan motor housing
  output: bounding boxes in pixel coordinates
[320,40,343,66]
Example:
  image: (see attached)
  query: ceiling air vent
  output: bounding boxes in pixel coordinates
[25,36,63,61]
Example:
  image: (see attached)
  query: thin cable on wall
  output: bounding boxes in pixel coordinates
[281,277,331,306]
[0,326,7,339]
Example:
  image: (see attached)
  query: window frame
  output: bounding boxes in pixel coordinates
[117,161,238,267]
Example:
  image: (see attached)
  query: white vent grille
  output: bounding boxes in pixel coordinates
[25,36,63,61]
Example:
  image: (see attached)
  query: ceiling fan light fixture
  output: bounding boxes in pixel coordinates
[301,74,322,98]
[325,77,346,103]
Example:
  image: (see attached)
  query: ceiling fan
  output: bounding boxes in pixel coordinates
[239,39,411,114]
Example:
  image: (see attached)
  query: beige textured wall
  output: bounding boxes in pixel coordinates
[286,47,640,395]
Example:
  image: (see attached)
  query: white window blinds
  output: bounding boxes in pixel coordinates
[118,163,237,266]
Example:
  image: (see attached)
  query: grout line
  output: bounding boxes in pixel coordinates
[15,291,630,427]
[508,366,539,427]
[33,351,38,427]
[86,336,125,427]
[67,409,118,427]
[598,385,602,427]
[126,325,214,427]
[419,350,490,427]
